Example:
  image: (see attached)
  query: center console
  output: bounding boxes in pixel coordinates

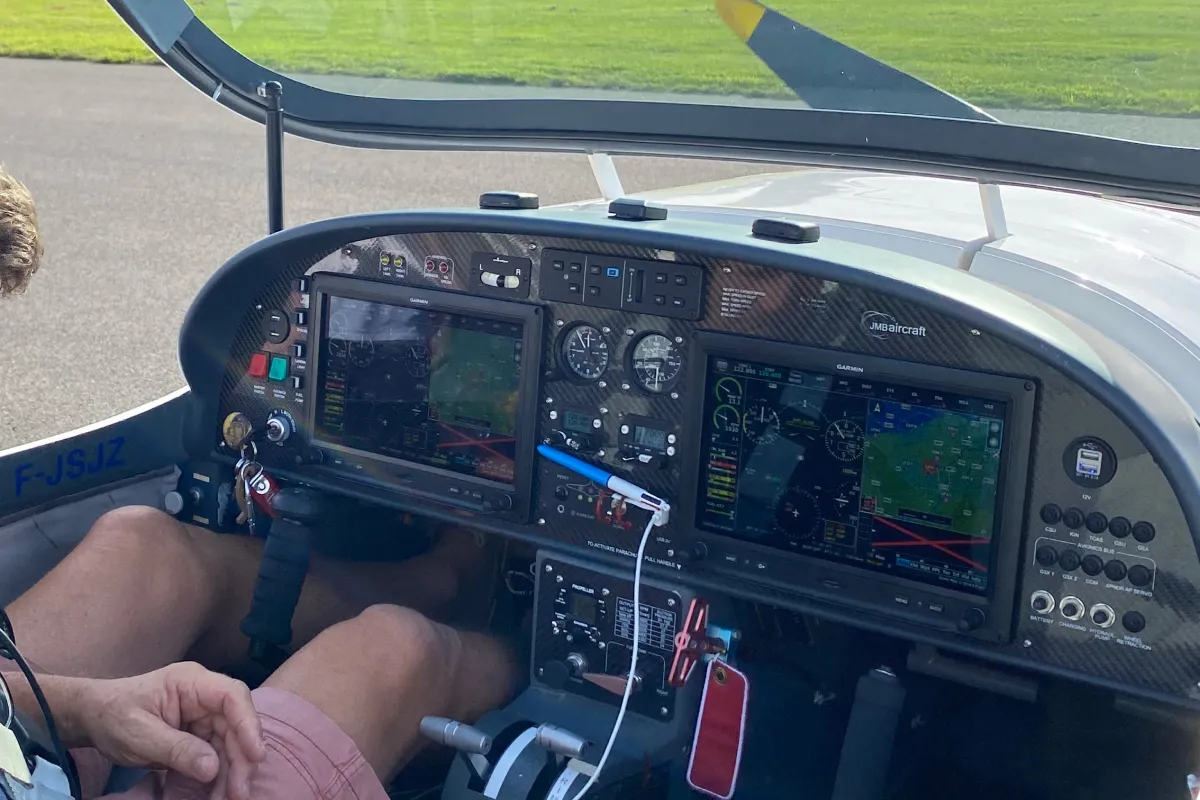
[531,553,695,723]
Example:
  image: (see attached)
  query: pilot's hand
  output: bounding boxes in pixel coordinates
[77,662,266,800]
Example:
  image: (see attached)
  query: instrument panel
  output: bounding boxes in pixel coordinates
[189,213,1200,708]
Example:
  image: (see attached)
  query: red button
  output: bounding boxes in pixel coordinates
[248,352,269,378]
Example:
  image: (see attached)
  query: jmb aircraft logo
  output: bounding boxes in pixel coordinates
[860,310,927,340]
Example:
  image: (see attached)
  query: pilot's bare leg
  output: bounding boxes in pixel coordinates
[258,604,517,787]
[3,505,488,680]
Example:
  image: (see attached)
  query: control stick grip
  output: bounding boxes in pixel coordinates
[239,516,312,648]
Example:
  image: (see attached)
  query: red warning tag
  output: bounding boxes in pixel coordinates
[687,660,748,799]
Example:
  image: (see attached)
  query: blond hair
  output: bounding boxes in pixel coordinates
[0,167,43,297]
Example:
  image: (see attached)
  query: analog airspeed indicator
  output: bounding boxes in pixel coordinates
[562,324,611,381]
[629,333,683,393]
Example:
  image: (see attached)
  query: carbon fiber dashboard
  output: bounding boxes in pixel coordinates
[181,209,1200,709]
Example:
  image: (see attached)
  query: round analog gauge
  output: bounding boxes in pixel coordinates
[349,336,375,368]
[562,325,611,381]
[742,401,780,445]
[630,333,683,393]
[714,376,743,405]
[824,419,864,462]
[712,404,741,435]
[327,312,350,360]
[405,343,430,378]
[830,481,862,519]
[774,487,822,540]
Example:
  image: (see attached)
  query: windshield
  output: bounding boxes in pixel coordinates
[185,0,1198,147]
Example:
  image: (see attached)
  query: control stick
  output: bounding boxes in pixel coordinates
[238,487,323,677]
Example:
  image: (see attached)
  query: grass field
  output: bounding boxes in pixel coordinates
[2,0,1197,115]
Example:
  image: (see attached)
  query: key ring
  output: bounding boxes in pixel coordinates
[238,460,264,488]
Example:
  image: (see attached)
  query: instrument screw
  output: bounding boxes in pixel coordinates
[545,564,553,572]
[555,319,564,327]
[556,575,564,583]
[625,328,635,336]
[1023,639,1033,648]
[667,598,676,607]
[601,588,610,596]
[660,707,669,717]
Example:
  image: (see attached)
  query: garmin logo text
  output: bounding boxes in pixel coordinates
[861,311,927,340]
[836,364,864,374]
[409,297,430,305]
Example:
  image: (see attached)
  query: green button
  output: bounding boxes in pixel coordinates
[268,356,289,381]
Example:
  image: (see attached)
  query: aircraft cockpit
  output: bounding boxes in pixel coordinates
[2,1,1200,799]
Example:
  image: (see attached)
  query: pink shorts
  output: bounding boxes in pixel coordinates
[83,688,389,800]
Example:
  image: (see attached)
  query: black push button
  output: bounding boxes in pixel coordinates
[671,297,686,308]
[1062,507,1084,529]
[1058,550,1081,572]
[1132,521,1156,543]
[1109,516,1131,538]
[654,273,667,284]
[1085,512,1108,533]
[1104,560,1127,582]
[1122,611,1146,634]
[1035,545,1058,567]
[1080,554,1104,576]
[653,295,666,305]
[1127,564,1152,587]
[1039,503,1062,524]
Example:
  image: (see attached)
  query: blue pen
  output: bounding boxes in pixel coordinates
[537,444,670,523]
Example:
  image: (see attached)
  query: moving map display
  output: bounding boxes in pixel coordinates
[313,295,523,484]
[695,355,1008,595]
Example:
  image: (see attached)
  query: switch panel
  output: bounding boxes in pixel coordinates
[540,249,703,320]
